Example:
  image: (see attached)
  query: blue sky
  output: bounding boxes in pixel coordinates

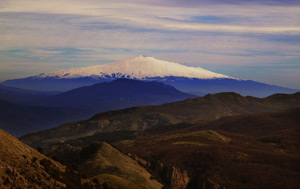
[0,0,299,89]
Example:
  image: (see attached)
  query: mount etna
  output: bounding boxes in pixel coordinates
[2,56,297,97]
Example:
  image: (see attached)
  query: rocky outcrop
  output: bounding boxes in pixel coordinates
[128,154,190,189]
[169,166,190,189]
[202,179,226,189]
[0,129,95,188]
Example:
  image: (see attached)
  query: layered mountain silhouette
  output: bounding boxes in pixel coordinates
[1,53,299,188]
[20,92,300,147]
[0,84,55,104]
[2,56,297,97]
[31,79,195,111]
[0,79,195,137]
[0,100,92,137]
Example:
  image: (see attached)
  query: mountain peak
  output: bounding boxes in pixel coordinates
[37,56,233,80]
[127,55,158,63]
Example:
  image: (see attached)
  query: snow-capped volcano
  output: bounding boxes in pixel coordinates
[37,55,232,80]
[2,55,297,97]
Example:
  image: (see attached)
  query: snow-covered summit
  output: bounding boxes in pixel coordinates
[37,55,233,79]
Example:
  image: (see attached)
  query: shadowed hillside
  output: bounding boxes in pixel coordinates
[17,92,300,188]
[113,108,300,188]
[21,108,300,188]
[0,84,55,104]
[20,92,300,147]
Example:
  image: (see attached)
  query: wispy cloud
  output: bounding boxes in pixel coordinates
[0,0,299,88]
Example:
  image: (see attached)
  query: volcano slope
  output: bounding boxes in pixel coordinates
[3,55,297,97]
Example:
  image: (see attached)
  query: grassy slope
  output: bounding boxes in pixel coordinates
[78,142,163,189]
[94,174,141,189]
[45,142,163,189]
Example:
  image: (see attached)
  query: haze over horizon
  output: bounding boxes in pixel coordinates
[0,0,299,89]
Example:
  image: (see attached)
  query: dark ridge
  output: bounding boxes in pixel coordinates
[30,79,195,112]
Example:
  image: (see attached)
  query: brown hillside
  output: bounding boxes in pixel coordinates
[114,108,300,188]
[0,129,93,188]
[45,142,163,189]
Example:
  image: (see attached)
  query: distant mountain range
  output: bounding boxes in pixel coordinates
[30,79,195,111]
[0,84,56,104]
[2,55,297,97]
[0,79,194,136]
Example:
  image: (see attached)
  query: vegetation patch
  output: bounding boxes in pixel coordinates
[172,141,208,146]
[115,140,135,148]
[153,130,231,143]
[94,174,141,189]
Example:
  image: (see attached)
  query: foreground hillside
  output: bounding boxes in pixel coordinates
[0,129,91,188]
[0,129,162,188]
[18,92,300,188]
[21,92,300,147]
[22,107,300,188]
[46,142,162,189]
